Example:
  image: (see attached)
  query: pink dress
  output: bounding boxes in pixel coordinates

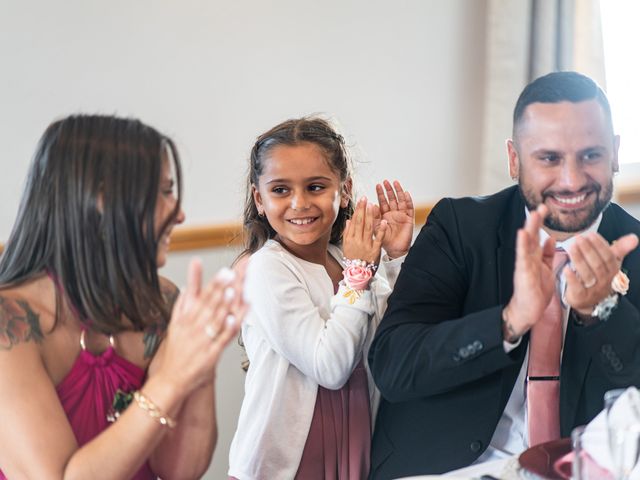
[229,361,371,480]
[0,343,155,480]
[294,359,372,480]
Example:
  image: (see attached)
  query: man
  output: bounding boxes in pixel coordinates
[368,71,640,479]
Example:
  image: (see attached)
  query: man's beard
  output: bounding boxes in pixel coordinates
[518,178,613,234]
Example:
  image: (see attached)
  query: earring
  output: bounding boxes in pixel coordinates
[258,209,265,217]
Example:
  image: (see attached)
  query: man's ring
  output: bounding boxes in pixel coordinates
[583,278,597,289]
[204,324,217,339]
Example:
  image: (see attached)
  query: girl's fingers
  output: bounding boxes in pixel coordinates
[343,219,352,240]
[376,184,390,214]
[373,220,388,250]
[403,190,415,215]
[384,180,399,211]
[363,203,374,237]
[392,180,405,195]
[371,203,381,221]
[393,181,407,210]
[351,197,366,236]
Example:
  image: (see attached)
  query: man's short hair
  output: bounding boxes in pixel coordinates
[513,71,613,135]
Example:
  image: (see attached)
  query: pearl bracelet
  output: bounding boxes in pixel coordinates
[342,257,377,271]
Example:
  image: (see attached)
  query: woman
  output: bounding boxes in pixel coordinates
[0,114,246,479]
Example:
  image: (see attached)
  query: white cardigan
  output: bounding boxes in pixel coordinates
[228,240,403,480]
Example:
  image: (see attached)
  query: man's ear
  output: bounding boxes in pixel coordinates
[252,184,264,215]
[341,177,353,208]
[506,139,519,180]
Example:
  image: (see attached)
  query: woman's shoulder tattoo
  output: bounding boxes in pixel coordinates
[0,296,44,350]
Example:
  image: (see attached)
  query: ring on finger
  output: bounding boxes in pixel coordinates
[204,324,218,340]
[583,278,597,289]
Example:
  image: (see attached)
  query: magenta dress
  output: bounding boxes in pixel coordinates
[0,342,155,480]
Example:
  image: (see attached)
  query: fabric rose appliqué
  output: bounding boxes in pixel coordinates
[611,270,629,295]
[343,265,373,290]
[342,263,374,305]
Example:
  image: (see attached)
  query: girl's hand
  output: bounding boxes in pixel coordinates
[151,258,247,393]
[342,197,387,266]
[375,180,414,259]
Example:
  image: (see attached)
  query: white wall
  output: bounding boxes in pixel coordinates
[0,0,487,240]
[1,1,488,478]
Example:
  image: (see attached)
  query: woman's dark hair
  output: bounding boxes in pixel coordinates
[241,116,354,256]
[0,114,183,334]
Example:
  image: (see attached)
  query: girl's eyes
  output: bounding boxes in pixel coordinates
[271,184,326,194]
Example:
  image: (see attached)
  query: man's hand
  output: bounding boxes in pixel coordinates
[502,205,556,342]
[564,232,638,316]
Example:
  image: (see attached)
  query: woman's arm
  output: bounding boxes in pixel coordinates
[0,260,245,479]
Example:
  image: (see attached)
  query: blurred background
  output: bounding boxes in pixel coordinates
[1,1,638,477]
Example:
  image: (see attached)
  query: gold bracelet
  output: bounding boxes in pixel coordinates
[133,391,177,428]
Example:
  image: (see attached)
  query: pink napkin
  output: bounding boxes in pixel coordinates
[553,387,640,479]
[553,450,613,479]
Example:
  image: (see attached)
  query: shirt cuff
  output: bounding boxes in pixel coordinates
[503,337,522,353]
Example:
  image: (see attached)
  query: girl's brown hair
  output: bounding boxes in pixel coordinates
[241,116,354,256]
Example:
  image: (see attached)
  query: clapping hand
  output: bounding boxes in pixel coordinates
[342,197,387,266]
[153,258,247,392]
[375,180,414,259]
[563,232,638,316]
[503,205,556,340]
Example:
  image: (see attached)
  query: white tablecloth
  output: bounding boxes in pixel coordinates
[397,457,526,479]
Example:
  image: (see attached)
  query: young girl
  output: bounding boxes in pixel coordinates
[0,114,247,479]
[228,117,414,479]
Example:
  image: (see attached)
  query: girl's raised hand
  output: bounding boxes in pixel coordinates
[375,180,414,259]
[342,197,387,266]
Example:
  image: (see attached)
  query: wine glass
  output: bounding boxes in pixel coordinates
[605,388,640,480]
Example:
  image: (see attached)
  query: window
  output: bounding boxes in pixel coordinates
[601,2,640,170]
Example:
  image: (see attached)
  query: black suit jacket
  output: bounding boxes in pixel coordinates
[368,186,640,479]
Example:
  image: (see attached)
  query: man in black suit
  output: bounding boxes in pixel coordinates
[368,71,640,479]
